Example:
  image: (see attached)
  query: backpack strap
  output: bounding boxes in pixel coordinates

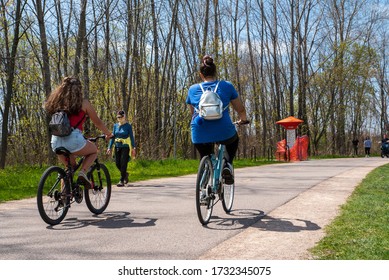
[199,80,220,94]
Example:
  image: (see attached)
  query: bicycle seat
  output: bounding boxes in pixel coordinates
[54,147,71,156]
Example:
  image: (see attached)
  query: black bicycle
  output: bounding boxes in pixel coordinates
[37,135,111,225]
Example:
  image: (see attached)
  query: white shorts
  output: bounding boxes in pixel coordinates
[51,129,87,153]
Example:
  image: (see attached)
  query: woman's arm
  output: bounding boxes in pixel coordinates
[83,99,112,136]
[231,97,248,123]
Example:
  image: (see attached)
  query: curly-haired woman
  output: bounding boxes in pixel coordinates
[44,76,113,187]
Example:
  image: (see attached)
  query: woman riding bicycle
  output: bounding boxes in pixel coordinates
[186,55,248,184]
[44,76,113,188]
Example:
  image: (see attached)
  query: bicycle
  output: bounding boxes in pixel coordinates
[195,120,249,225]
[37,135,111,225]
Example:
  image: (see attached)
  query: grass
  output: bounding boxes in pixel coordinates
[310,163,389,260]
[0,165,47,202]
[0,158,274,203]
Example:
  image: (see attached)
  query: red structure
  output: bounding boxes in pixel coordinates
[275,116,309,161]
[276,116,304,129]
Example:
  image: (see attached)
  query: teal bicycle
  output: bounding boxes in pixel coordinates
[195,120,249,225]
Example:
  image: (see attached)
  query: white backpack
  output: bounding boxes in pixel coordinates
[196,81,227,120]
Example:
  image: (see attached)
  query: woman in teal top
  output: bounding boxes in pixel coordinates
[186,55,248,184]
[107,110,136,186]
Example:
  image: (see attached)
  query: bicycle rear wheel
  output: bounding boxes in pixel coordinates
[85,163,111,214]
[37,166,69,225]
[221,163,235,213]
[196,156,214,225]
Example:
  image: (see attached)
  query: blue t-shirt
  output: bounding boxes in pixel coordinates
[108,122,136,149]
[186,80,238,144]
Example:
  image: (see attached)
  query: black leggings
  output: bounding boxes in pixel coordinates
[194,134,239,164]
[115,146,129,181]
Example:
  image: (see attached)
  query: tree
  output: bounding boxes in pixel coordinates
[0,0,26,169]
[34,0,54,163]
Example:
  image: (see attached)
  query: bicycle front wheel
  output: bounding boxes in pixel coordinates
[221,164,235,213]
[85,163,111,214]
[196,156,214,225]
[37,166,69,225]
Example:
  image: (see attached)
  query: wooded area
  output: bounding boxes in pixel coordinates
[1,0,389,168]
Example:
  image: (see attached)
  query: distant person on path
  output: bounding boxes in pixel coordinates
[380,134,389,158]
[186,55,248,184]
[44,76,113,188]
[106,110,136,187]
[352,138,359,157]
[364,136,372,157]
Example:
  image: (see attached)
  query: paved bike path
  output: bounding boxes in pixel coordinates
[0,157,386,260]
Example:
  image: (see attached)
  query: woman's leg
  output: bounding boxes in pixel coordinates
[194,143,213,160]
[221,134,239,164]
[119,147,130,181]
[115,147,122,171]
[73,141,98,172]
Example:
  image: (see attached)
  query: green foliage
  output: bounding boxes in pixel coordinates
[311,164,389,259]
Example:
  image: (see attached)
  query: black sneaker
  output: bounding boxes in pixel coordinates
[124,172,129,184]
[222,167,234,184]
[117,181,124,187]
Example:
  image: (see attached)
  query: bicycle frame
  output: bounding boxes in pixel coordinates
[210,143,225,193]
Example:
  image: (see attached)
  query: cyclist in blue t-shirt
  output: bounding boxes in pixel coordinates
[186,55,248,184]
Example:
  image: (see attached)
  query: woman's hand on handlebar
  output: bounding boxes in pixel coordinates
[234,119,250,126]
[105,133,114,140]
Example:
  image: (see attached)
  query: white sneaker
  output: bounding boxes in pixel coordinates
[77,170,91,188]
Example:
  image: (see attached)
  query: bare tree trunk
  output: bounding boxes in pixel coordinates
[245,0,261,155]
[35,0,55,163]
[121,0,133,113]
[0,0,23,169]
[74,0,87,76]
[213,0,219,57]
[151,0,161,158]
[272,0,281,138]
[202,0,210,55]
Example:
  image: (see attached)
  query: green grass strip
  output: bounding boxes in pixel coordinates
[310,163,389,260]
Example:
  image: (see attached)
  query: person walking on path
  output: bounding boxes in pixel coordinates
[352,138,359,157]
[106,110,136,186]
[364,136,372,157]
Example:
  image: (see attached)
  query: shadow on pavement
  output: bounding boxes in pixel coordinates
[251,215,321,232]
[46,211,157,230]
[204,209,265,230]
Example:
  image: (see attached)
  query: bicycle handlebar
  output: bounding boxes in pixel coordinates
[87,134,107,142]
